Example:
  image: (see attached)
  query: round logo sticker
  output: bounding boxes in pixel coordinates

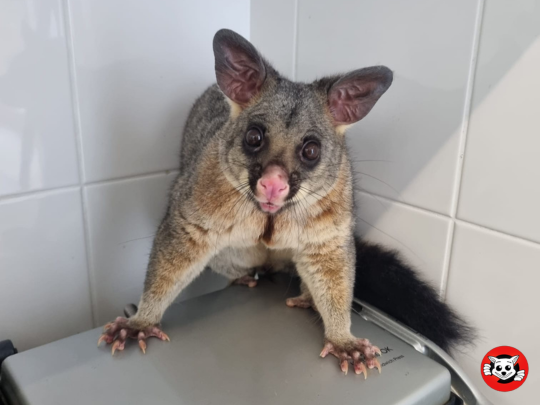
[481,346,528,392]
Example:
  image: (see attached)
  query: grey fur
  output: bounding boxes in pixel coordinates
[101,29,393,367]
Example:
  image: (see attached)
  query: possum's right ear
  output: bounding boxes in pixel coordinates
[213,29,267,109]
[488,356,498,363]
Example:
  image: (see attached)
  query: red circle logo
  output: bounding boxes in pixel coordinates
[481,346,528,392]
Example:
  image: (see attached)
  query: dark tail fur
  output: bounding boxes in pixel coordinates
[353,238,476,353]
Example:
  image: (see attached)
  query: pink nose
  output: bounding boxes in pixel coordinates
[257,165,290,203]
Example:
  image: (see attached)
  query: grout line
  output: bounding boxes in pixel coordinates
[449,0,485,219]
[456,218,540,248]
[354,190,540,251]
[85,169,179,188]
[292,0,299,80]
[0,170,179,204]
[0,185,80,204]
[440,220,455,299]
[356,190,451,221]
[440,0,485,300]
[62,0,98,327]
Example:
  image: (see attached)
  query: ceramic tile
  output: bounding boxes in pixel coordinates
[84,172,228,325]
[446,222,539,405]
[457,0,540,243]
[251,0,296,78]
[0,0,79,197]
[0,189,92,351]
[296,0,479,214]
[68,0,250,182]
[356,192,451,294]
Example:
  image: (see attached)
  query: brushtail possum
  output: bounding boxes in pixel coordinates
[99,29,474,375]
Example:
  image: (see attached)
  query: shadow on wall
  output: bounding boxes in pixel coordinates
[349,2,540,254]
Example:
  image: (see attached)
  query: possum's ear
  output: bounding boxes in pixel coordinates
[213,29,267,108]
[511,355,519,364]
[326,66,393,128]
[488,356,498,363]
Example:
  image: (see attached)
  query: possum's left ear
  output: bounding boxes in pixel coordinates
[511,355,519,364]
[326,66,393,126]
[488,356,497,363]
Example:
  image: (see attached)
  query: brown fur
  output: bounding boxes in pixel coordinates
[102,29,393,370]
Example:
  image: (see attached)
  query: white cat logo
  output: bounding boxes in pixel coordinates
[484,355,526,382]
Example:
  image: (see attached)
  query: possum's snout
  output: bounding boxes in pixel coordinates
[255,165,289,213]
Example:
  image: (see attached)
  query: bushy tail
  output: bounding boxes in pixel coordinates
[353,238,476,353]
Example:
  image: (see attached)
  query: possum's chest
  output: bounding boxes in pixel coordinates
[221,214,299,250]
[257,215,315,249]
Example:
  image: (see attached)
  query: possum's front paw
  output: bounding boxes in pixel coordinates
[97,317,170,355]
[320,337,382,378]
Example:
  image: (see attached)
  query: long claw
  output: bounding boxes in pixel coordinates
[340,360,349,375]
[111,340,121,355]
[97,334,107,347]
[320,342,333,358]
[139,340,147,354]
[355,362,368,379]
[374,358,382,374]
[103,322,114,332]
[375,347,382,356]
[161,332,170,342]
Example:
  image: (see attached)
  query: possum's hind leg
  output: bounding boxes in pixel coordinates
[233,274,258,287]
[286,280,316,310]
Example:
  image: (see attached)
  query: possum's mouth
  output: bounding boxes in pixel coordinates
[259,201,283,213]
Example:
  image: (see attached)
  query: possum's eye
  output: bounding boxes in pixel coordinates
[301,141,320,162]
[244,126,264,150]
[505,365,511,371]
[496,366,502,371]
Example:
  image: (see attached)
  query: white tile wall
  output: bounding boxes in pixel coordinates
[458,0,540,244]
[0,0,250,350]
[0,0,79,197]
[68,0,250,183]
[250,0,296,78]
[446,222,539,405]
[296,0,479,215]
[0,189,92,351]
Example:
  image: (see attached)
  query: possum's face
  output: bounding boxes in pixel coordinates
[213,29,392,214]
[219,79,347,214]
[489,356,518,380]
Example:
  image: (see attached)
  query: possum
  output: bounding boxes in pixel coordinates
[98,29,475,376]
